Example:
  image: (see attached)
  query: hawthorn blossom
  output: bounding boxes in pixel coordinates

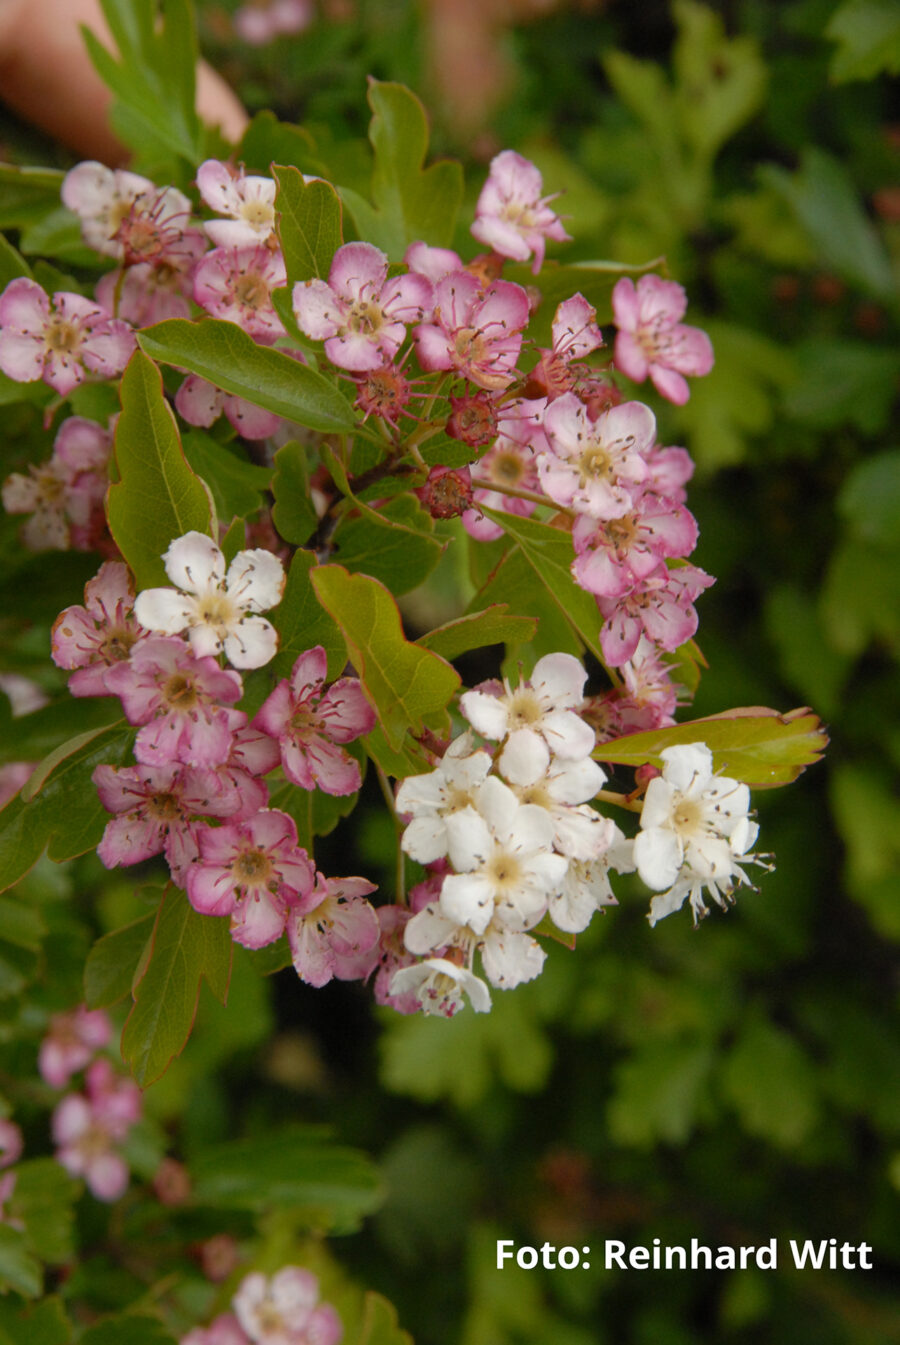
[175,374,281,440]
[62,161,157,256]
[233,1266,343,1345]
[187,810,315,949]
[548,826,634,934]
[642,442,694,503]
[286,874,380,987]
[193,245,287,343]
[470,150,570,274]
[462,399,545,542]
[508,754,613,861]
[404,240,466,288]
[0,278,134,396]
[396,733,493,864]
[413,272,529,390]
[460,652,595,784]
[52,561,148,697]
[212,718,281,821]
[635,742,763,926]
[538,393,652,519]
[51,1059,141,1202]
[0,1120,23,1170]
[95,229,207,326]
[596,562,714,666]
[38,1005,111,1089]
[234,0,314,44]
[570,492,698,599]
[182,1314,250,1345]
[105,636,245,769]
[611,275,714,405]
[389,958,491,1017]
[526,294,605,403]
[293,241,432,372]
[404,901,546,992]
[197,161,278,248]
[93,761,242,883]
[254,646,375,796]
[439,776,568,935]
[134,532,285,670]
[3,415,112,551]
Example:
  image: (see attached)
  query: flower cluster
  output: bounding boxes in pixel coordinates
[182,1265,342,1345]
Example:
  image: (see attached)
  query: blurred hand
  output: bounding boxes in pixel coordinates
[0,0,248,164]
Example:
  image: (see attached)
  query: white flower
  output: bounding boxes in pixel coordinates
[511,754,612,860]
[196,160,278,247]
[389,957,491,1016]
[440,776,568,936]
[460,652,596,782]
[634,742,764,925]
[405,900,546,991]
[133,531,285,670]
[548,826,634,933]
[396,733,493,863]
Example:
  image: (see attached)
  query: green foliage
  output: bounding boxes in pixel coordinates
[274,165,344,283]
[357,1292,414,1345]
[270,550,348,682]
[181,431,273,524]
[721,1018,820,1147]
[826,0,900,81]
[607,1039,715,1146]
[311,566,460,750]
[271,440,319,546]
[188,1127,384,1232]
[340,80,464,260]
[0,1297,72,1345]
[138,321,356,432]
[84,913,156,1009]
[79,1315,176,1345]
[121,887,233,1086]
[108,353,214,588]
[416,605,538,661]
[330,495,444,595]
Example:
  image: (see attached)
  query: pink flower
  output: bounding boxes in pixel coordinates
[51,1060,141,1202]
[62,161,159,257]
[414,272,529,391]
[470,150,571,274]
[211,718,281,821]
[403,240,466,289]
[187,810,315,949]
[642,442,695,503]
[197,161,278,248]
[611,275,714,405]
[95,228,207,327]
[93,762,243,884]
[233,1266,343,1345]
[462,398,545,542]
[52,561,149,697]
[193,246,287,343]
[0,278,134,396]
[286,874,380,988]
[38,1005,112,1089]
[105,636,245,769]
[0,1120,23,1170]
[254,646,375,796]
[597,562,714,666]
[182,1314,251,1345]
[292,242,432,372]
[538,393,652,519]
[234,0,314,46]
[570,493,698,599]
[2,414,112,552]
[175,374,282,440]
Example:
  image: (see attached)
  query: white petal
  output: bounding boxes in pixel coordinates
[481,929,545,989]
[540,709,596,760]
[444,806,492,873]
[634,827,682,890]
[225,548,285,612]
[401,815,450,864]
[532,652,588,708]
[638,777,677,831]
[440,871,496,935]
[133,588,195,634]
[546,755,606,805]
[222,616,278,669]
[163,532,223,594]
[404,903,459,955]
[660,743,714,792]
[647,882,691,927]
[498,728,550,786]
[459,689,509,740]
[473,775,521,841]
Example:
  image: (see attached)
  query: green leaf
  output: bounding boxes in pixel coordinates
[271,440,318,546]
[763,587,850,717]
[340,80,464,260]
[310,566,460,751]
[84,914,156,1009]
[240,111,320,176]
[188,1126,384,1232]
[671,0,767,163]
[0,724,133,895]
[274,165,343,283]
[837,448,900,546]
[782,340,900,434]
[17,209,99,268]
[80,1315,176,1345]
[596,706,828,787]
[271,550,347,683]
[480,509,610,670]
[181,431,273,523]
[504,258,663,346]
[0,1227,42,1299]
[108,352,214,589]
[826,0,900,82]
[761,149,896,303]
[0,1296,72,1345]
[8,1160,78,1266]
[331,495,443,595]
[0,696,121,766]
[722,1019,820,1147]
[268,757,361,852]
[0,166,65,231]
[121,887,233,1087]
[607,1039,714,1147]
[138,320,356,433]
[0,236,32,290]
[0,897,45,951]
[357,1293,414,1345]
[820,540,900,656]
[416,605,538,661]
[468,545,582,670]
[362,725,432,780]
[831,764,900,940]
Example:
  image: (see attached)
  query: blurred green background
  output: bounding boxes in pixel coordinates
[2,0,899,1341]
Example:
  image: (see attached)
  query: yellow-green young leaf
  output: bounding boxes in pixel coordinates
[311,566,460,751]
[357,1293,413,1345]
[107,352,213,589]
[121,887,233,1087]
[596,706,828,787]
[138,320,355,433]
[274,165,343,282]
[340,80,464,260]
[417,605,538,662]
